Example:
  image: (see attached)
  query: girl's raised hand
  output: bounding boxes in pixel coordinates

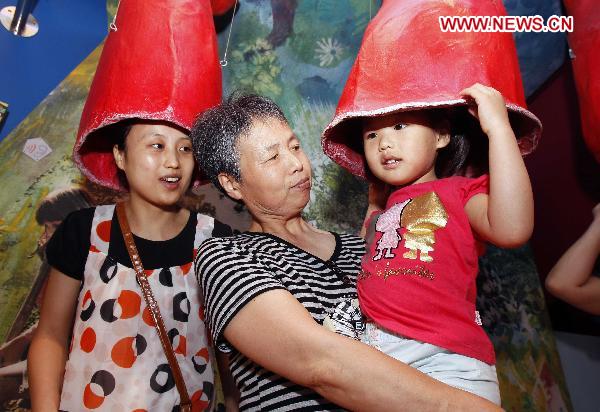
[460,83,512,138]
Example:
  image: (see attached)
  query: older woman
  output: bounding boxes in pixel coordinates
[191,94,501,411]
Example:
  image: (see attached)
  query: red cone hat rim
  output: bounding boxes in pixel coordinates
[74,114,202,191]
[323,99,542,179]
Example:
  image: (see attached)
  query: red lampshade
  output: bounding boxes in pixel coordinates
[74,0,223,190]
[323,0,542,178]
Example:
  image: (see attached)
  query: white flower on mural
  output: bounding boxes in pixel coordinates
[315,37,344,67]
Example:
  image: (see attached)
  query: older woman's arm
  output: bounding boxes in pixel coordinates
[224,289,501,411]
[545,203,600,315]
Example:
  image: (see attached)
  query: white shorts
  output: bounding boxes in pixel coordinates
[361,322,501,405]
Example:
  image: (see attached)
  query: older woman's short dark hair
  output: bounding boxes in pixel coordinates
[191,93,288,193]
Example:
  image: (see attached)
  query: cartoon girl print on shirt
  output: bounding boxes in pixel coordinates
[372,200,411,261]
[368,192,449,263]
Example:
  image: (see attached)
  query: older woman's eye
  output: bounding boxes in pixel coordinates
[269,153,279,161]
[394,123,406,130]
[151,143,163,149]
[292,144,301,151]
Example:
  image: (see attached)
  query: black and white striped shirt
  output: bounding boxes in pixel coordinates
[195,232,366,411]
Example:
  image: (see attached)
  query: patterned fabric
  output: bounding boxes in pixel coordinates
[59,205,216,411]
[195,232,365,411]
[359,175,495,364]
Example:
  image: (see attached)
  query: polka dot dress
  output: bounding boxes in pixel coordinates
[59,205,215,411]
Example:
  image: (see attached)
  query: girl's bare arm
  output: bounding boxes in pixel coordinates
[462,83,534,248]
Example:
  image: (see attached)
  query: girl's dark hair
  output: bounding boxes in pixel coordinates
[428,108,470,178]
[428,107,489,178]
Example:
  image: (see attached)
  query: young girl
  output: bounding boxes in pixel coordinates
[353,83,534,404]
[27,121,233,411]
[321,1,541,404]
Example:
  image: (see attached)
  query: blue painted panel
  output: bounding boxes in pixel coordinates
[504,0,568,97]
[0,0,107,141]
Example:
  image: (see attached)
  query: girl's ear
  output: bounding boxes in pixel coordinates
[217,173,243,201]
[436,130,451,150]
[113,145,125,171]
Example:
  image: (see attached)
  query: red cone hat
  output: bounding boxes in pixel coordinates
[564,0,600,163]
[322,0,542,179]
[74,0,225,190]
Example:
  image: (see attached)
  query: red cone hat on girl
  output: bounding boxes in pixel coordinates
[322,0,542,179]
[74,0,232,190]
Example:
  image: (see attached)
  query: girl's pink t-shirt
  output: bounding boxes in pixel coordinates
[358,175,495,364]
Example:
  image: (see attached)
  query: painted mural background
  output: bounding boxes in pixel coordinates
[0,0,571,410]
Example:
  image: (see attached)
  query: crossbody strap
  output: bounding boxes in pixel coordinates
[116,202,192,411]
